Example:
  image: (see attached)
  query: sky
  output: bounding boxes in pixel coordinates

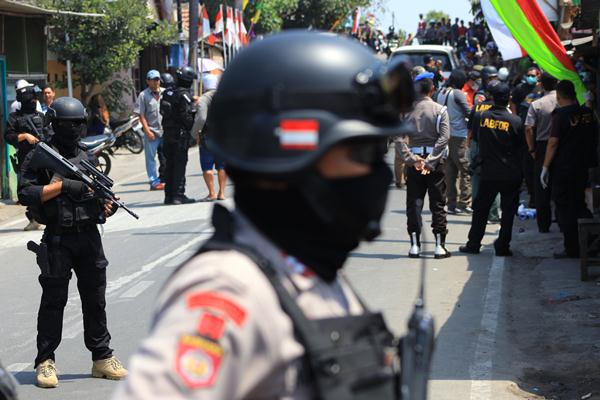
[374,0,474,35]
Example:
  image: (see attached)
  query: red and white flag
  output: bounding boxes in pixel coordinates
[224,6,234,47]
[239,12,248,46]
[352,8,361,35]
[277,120,320,150]
[200,4,211,39]
[234,9,242,49]
[208,4,224,45]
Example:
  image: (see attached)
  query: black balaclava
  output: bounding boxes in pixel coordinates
[52,121,85,157]
[235,162,393,282]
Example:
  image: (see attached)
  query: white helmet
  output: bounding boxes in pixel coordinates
[498,67,509,82]
[15,79,32,90]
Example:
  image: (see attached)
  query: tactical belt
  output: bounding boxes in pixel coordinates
[46,224,96,234]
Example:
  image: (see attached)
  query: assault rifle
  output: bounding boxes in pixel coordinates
[400,232,435,400]
[29,142,139,220]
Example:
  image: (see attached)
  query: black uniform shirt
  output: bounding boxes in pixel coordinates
[549,104,598,176]
[467,100,493,131]
[5,110,47,164]
[472,105,523,181]
[18,146,101,225]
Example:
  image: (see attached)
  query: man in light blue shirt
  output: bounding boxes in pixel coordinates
[136,70,165,190]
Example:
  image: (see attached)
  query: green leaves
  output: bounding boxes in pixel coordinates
[44,0,176,101]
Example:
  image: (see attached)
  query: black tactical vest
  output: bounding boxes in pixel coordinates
[190,206,401,400]
[40,149,104,228]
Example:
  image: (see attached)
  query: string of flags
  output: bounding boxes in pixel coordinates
[165,1,265,69]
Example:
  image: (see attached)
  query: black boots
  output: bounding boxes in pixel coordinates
[434,233,451,259]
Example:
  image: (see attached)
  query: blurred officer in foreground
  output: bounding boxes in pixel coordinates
[542,80,598,258]
[5,81,47,231]
[397,73,451,259]
[161,66,197,205]
[524,72,557,233]
[460,83,523,256]
[113,31,423,399]
[18,98,128,388]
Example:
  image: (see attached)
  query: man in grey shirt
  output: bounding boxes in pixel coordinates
[437,69,473,214]
[525,72,558,232]
[191,73,227,201]
[136,69,165,190]
[397,75,450,259]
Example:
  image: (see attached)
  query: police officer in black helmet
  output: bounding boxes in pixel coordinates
[5,83,47,231]
[160,72,175,89]
[160,66,197,204]
[473,65,498,106]
[18,97,128,388]
[114,31,424,399]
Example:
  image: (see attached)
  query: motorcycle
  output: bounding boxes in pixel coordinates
[79,115,144,176]
[80,131,115,175]
[108,115,144,154]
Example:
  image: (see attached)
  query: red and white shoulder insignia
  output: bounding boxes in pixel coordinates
[176,334,224,389]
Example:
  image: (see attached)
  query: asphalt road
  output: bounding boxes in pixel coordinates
[0,149,530,399]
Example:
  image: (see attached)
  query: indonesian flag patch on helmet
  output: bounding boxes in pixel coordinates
[276,119,319,151]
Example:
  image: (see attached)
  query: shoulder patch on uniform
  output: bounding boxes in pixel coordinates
[176,334,224,389]
[187,291,247,327]
[197,312,226,340]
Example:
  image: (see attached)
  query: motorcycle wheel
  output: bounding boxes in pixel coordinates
[96,152,112,176]
[125,130,144,154]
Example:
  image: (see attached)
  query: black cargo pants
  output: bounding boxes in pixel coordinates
[35,225,112,367]
[552,172,591,257]
[406,163,448,235]
[163,130,189,200]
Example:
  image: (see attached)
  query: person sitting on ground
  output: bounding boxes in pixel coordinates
[191,74,227,201]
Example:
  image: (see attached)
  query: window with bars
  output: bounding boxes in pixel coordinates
[3,15,46,75]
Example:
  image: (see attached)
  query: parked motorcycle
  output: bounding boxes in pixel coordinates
[81,131,115,175]
[80,115,144,176]
[108,115,144,154]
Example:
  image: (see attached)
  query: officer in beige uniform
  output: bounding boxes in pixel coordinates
[396,73,451,259]
[113,32,423,399]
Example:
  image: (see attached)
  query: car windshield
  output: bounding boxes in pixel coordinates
[391,52,453,72]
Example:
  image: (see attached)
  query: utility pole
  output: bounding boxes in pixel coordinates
[189,0,199,95]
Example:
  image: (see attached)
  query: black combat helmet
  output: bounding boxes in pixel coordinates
[176,66,197,87]
[207,30,414,177]
[481,65,499,80]
[160,72,175,88]
[47,97,87,122]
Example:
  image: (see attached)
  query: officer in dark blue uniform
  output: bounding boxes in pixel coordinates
[460,82,524,256]
[5,83,47,231]
[541,80,598,258]
[160,66,197,205]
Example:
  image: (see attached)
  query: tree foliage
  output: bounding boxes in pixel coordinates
[424,10,451,24]
[42,0,176,103]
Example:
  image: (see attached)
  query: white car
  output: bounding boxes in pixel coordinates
[391,45,460,79]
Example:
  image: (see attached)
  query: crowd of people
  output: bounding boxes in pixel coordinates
[392,50,598,259]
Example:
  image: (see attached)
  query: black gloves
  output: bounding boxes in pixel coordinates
[61,179,88,197]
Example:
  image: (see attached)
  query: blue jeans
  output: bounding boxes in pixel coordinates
[144,135,163,186]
